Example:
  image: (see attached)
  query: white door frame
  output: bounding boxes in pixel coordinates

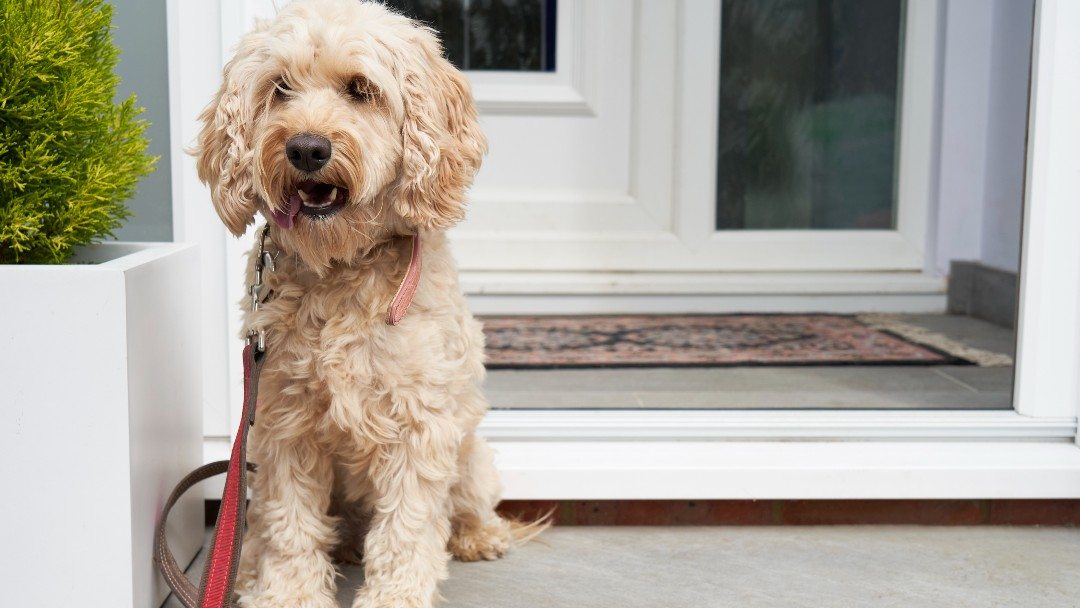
[169,0,1080,498]
[1011,0,1080,423]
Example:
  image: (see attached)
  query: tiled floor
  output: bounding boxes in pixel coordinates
[170,526,1080,607]
[485,314,1015,410]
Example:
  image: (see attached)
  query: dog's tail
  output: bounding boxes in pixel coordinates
[505,507,556,546]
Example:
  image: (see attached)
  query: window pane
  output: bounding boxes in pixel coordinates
[716,0,904,230]
[382,0,556,72]
[384,0,468,68]
[467,0,555,71]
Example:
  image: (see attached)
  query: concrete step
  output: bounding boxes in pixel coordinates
[168,526,1080,607]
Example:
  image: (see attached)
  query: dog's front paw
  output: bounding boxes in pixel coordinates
[449,520,511,562]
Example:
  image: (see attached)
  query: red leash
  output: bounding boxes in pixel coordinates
[153,343,264,608]
[199,343,262,606]
[154,230,422,607]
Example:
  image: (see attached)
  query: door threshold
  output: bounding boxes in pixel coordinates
[491,440,1080,499]
[462,270,946,314]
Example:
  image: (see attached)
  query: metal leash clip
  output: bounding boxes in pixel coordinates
[246,224,274,352]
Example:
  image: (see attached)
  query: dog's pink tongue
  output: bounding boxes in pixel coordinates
[271,193,302,230]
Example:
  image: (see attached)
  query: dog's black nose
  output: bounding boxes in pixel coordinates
[286,134,332,172]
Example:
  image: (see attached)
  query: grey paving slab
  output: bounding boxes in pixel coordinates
[630,389,1011,410]
[487,366,1012,410]
[430,526,1080,608]
[168,527,1080,608]
[488,366,974,394]
[935,366,1015,393]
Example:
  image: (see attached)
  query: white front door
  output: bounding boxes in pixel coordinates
[452,0,938,274]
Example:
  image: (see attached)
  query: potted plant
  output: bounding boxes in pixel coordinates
[0,2,202,606]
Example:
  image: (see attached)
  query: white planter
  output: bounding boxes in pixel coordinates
[0,242,203,608]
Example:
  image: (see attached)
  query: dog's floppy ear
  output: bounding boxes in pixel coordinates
[393,29,487,230]
[194,39,264,237]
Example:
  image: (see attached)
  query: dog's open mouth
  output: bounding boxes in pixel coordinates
[271,180,348,229]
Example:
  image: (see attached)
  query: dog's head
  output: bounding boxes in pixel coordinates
[195,0,486,268]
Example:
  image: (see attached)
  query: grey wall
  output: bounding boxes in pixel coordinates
[933,0,1034,275]
[933,0,994,275]
[979,0,1033,272]
[107,0,173,241]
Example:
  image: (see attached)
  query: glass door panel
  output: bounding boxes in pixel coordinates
[383,0,557,71]
[716,0,904,230]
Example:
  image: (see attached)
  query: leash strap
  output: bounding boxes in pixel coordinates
[154,344,265,608]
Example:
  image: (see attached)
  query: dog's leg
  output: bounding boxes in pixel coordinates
[447,433,515,561]
[351,415,459,608]
[237,438,339,608]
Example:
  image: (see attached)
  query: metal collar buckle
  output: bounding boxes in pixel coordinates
[246,225,275,352]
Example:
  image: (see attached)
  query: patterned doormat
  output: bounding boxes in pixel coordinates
[480,314,973,369]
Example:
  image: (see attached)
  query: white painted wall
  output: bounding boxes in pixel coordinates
[167,0,234,440]
[933,0,1034,274]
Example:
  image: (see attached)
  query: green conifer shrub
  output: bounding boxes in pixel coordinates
[0,0,156,264]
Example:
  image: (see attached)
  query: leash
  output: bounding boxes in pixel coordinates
[154,226,422,607]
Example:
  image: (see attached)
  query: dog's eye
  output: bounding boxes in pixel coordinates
[273,79,291,100]
[348,77,377,103]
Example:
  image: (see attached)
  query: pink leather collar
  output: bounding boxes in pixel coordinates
[386,233,421,325]
[261,226,421,326]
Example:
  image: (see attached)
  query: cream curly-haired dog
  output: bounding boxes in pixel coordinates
[195,1,538,606]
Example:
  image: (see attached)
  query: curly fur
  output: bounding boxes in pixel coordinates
[193,2,541,606]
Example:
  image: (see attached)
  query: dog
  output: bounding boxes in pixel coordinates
[194,1,541,606]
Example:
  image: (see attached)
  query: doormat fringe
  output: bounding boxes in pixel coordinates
[855,314,1013,367]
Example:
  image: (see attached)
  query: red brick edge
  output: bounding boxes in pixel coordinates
[206,499,1080,527]
[497,500,1080,526]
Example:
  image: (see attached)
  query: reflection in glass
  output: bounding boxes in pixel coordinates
[383,0,556,71]
[716,0,904,230]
